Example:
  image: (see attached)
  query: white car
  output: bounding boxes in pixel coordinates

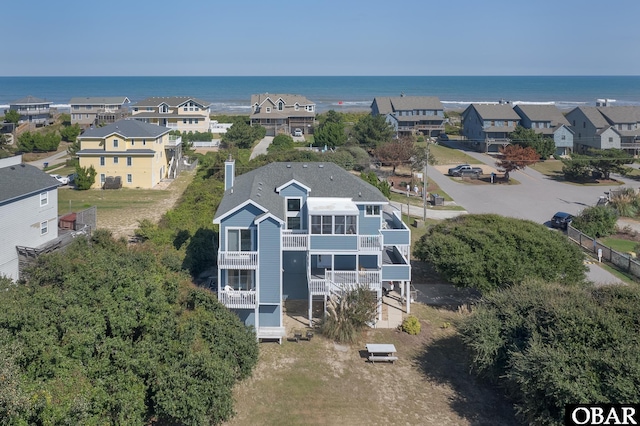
[50,174,69,185]
[293,128,303,137]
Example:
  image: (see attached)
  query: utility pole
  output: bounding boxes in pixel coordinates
[423,145,428,221]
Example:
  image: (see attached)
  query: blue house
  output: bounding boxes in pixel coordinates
[213,159,412,342]
[513,104,574,156]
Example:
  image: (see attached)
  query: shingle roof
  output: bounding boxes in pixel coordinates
[574,106,609,128]
[214,162,387,221]
[470,104,521,120]
[0,163,58,205]
[133,96,211,108]
[514,104,570,126]
[597,106,640,124]
[69,96,130,105]
[78,119,170,139]
[372,96,443,115]
[10,95,50,105]
[251,93,315,107]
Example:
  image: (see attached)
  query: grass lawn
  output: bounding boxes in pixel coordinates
[529,159,564,177]
[599,237,638,254]
[421,142,478,165]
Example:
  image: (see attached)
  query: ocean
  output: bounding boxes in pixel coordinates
[1,76,639,113]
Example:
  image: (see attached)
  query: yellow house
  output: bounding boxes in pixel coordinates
[76,119,182,189]
[131,96,211,133]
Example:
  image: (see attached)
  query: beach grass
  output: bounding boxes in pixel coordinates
[57,187,168,216]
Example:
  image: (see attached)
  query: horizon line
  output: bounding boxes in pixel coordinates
[1,75,639,78]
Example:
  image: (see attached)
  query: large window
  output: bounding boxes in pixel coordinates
[311,215,356,234]
[227,228,252,251]
[227,270,254,291]
[100,156,105,166]
[286,198,302,230]
[365,205,381,216]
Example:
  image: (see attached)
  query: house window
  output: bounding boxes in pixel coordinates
[189,119,193,124]
[143,140,146,146]
[227,228,252,251]
[266,107,271,113]
[100,156,105,166]
[113,156,119,164]
[127,156,132,166]
[227,270,254,291]
[113,139,119,148]
[311,215,333,234]
[40,192,48,206]
[365,205,381,216]
[100,174,106,184]
[131,140,135,146]
[195,119,198,124]
[334,215,357,234]
[183,119,187,124]
[127,174,132,183]
[286,198,302,230]
[295,104,299,111]
[609,137,613,142]
[561,135,566,140]
[278,101,284,111]
[40,220,48,235]
[583,122,586,128]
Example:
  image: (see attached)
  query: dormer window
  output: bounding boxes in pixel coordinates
[160,104,169,113]
[266,107,271,113]
[295,103,299,111]
[278,101,284,111]
[286,198,302,230]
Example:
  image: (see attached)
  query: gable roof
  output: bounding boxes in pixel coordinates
[251,93,315,107]
[570,106,609,128]
[69,96,130,105]
[468,104,521,120]
[597,106,640,124]
[78,119,170,139]
[514,104,570,126]
[0,163,58,205]
[133,96,211,108]
[373,96,443,115]
[214,162,388,222]
[10,95,50,105]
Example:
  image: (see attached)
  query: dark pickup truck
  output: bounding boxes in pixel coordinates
[447,164,483,177]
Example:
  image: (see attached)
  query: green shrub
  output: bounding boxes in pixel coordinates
[401,316,421,335]
[321,285,378,343]
[571,205,618,238]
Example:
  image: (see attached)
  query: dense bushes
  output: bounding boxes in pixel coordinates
[17,131,61,152]
[571,205,618,238]
[460,280,640,425]
[0,232,257,424]
[321,286,378,343]
[413,214,587,292]
[401,316,421,335]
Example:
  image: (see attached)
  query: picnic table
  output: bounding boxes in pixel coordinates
[366,343,398,363]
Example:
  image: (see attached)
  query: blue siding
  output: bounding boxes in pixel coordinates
[310,235,357,250]
[258,217,281,304]
[554,126,573,148]
[235,309,256,328]
[259,305,281,327]
[382,229,410,246]
[280,183,308,229]
[220,204,263,249]
[359,207,382,235]
[382,264,411,281]
[283,252,308,300]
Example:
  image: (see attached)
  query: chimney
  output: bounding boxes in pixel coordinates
[224,154,235,191]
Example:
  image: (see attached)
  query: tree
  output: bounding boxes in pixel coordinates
[268,134,294,153]
[74,164,96,190]
[510,125,556,159]
[413,214,587,292]
[587,148,634,180]
[17,131,61,152]
[3,109,20,125]
[352,114,394,151]
[221,120,264,149]
[321,285,378,343]
[59,123,81,142]
[360,171,390,197]
[374,137,417,175]
[495,144,540,181]
[571,205,618,238]
[314,121,347,148]
[561,153,592,181]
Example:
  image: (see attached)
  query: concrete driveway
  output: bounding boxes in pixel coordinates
[250,137,273,160]
[426,141,637,286]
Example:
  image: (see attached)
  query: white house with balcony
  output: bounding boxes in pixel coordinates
[371,95,445,137]
[7,96,52,126]
[131,96,212,133]
[213,159,412,342]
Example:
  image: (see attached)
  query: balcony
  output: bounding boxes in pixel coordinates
[358,234,381,251]
[218,290,256,309]
[166,135,182,147]
[282,230,309,250]
[309,269,381,295]
[217,251,258,269]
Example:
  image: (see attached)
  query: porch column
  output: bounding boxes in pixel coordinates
[406,281,410,314]
[377,289,382,322]
[308,292,313,327]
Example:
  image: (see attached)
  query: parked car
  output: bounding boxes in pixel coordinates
[67,173,77,184]
[438,133,449,141]
[447,164,483,177]
[293,128,303,137]
[49,174,69,185]
[550,212,574,230]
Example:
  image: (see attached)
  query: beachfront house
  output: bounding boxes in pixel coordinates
[6,96,52,126]
[461,103,521,152]
[566,106,640,155]
[76,119,182,189]
[250,93,316,136]
[0,155,59,281]
[213,159,412,342]
[513,104,574,156]
[371,95,445,138]
[70,96,131,129]
[131,96,212,133]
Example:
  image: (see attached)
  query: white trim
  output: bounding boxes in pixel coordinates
[254,212,284,225]
[213,200,268,224]
[275,179,311,194]
[226,226,254,252]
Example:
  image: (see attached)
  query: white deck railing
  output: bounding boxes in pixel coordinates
[218,251,258,269]
[218,290,256,309]
[282,230,309,250]
[358,235,382,251]
[308,270,381,295]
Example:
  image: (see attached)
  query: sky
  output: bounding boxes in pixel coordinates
[3,0,640,76]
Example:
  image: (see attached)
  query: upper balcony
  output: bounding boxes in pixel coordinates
[218,289,256,309]
[381,207,410,246]
[309,269,381,295]
[282,230,382,252]
[217,251,258,269]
